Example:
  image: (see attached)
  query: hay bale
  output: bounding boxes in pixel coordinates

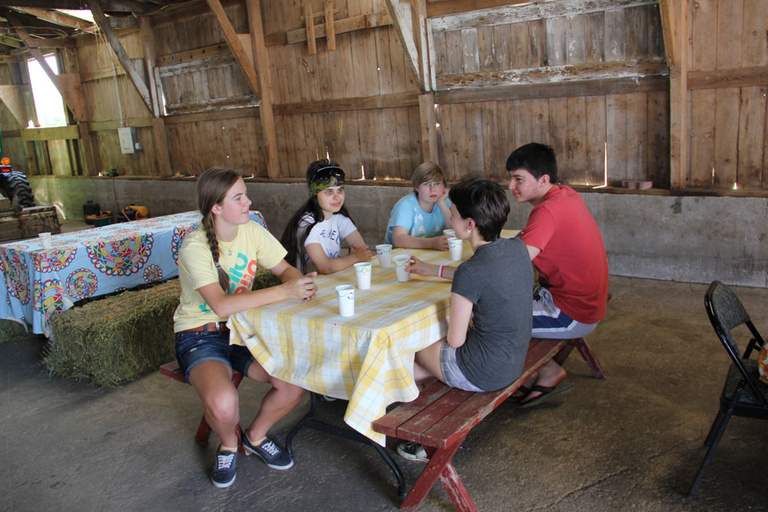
[42,268,283,387]
[44,279,181,387]
[0,319,30,343]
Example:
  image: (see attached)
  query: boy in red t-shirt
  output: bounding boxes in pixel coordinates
[506,143,609,405]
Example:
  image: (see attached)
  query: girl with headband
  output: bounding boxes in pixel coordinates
[281,159,371,274]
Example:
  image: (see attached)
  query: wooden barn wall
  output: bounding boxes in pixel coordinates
[430,1,670,186]
[687,0,768,191]
[77,32,159,176]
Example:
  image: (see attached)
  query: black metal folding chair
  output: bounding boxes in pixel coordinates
[688,281,768,499]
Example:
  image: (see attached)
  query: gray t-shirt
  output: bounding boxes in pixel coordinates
[451,237,533,391]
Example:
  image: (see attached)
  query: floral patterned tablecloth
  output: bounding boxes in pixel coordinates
[0,210,267,338]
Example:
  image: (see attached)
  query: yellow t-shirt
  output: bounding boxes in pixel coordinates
[173,221,287,332]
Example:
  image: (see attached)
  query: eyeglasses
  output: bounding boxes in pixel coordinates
[419,181,443,189]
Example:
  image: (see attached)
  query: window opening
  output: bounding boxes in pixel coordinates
[27,55,66,128]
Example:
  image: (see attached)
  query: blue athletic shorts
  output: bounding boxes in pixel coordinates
[440,342,483,392]
[532,286,598,339]
[175,330,253,383]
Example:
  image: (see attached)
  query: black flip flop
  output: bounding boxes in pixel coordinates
[519,384,575,408]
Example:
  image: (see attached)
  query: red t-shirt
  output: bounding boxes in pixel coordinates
[520,185,609,324]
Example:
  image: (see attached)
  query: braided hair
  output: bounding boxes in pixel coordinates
[196,167,242,292]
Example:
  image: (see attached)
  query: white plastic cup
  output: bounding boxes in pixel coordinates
[443,229,455,237]
[353,262,372,290]
[39,232,52,250]
[393,254,411,282]
[375,244,393,268]
[448,237,463,261]
[336,285,355,317]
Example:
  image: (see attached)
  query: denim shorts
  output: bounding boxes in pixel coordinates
[439,342,483,392]
[175,330,254,383]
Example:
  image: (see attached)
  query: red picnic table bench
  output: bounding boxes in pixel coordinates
[373,336,606,512]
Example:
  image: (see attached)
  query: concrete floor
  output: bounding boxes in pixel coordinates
[2,276,767,512]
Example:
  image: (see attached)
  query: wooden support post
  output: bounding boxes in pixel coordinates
[304,2,317,55]
[418,92,439,163]
[324,0,336,51]
[246,0,280,179]
[659,0,689,189]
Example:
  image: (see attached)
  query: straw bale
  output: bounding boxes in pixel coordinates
[0,319,30,343]
[43,268,283,387]
[44,279,181,387]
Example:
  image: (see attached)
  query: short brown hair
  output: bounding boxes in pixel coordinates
[411,162,445,191]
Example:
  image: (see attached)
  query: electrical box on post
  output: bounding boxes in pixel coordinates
[118,127,138,154]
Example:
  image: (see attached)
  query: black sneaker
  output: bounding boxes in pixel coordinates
[242,435,294,470]
[397,441,428,462]
[211,447,237,488]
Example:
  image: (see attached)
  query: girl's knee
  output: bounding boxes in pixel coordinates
[205,389,239,424]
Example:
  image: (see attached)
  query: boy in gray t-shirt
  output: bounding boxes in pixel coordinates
[406,178,533,393]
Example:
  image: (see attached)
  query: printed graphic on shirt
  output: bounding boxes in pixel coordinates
[198,252,258,313]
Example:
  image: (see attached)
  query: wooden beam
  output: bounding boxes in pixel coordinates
[273,92,419,115]
[246,0,279,179]
[87,0,153,114]
[430,0,657,31]
[385,0,421,88]
[304,2,317,54]
[659,0,689,189]
[204,0,260,96]
[24,37,76,49]
[438,59,669,89]
[0,34,21,48]
[427,0,532,18]
[283,11,391,45]
[687,66,768,90]
[0,84,30,125]
[413,0,431,91]
[156,42,230,67]
[14,7,95,30]
[438,75,669,104]
[324,0,336,51]
[21,125,79,141]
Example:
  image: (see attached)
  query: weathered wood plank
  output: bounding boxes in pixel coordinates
[565,96,587,183]
[548,97,569,175]
[741,0,768,67]
[585,95,606,185]
[737,85,766,189]
[690,0,717,71]
[606,94,628,183]
[688,66,768,90]
[689,89,716,187]
[716,0,743,69]
[430,0,658,31]
[647,89,670,188]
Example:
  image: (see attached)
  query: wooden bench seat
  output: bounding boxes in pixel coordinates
[159,361,246,454]
[373,337,605,512]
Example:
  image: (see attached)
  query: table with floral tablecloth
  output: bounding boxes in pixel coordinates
[0,210,267,337]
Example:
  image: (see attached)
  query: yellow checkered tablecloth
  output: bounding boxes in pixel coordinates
[228,247,471,445]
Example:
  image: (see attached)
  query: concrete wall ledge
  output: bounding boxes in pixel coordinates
[31,177,768,288]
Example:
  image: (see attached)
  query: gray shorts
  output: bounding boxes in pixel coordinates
[440,342,483,392]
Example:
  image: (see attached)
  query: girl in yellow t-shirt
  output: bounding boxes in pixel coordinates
[173,167,317,488]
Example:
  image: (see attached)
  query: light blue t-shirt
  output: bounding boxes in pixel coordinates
[384,193,451,245]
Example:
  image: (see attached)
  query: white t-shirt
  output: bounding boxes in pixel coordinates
[298,213,358,270]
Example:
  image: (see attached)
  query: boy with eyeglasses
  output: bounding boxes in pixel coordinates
[385,162,453,250]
